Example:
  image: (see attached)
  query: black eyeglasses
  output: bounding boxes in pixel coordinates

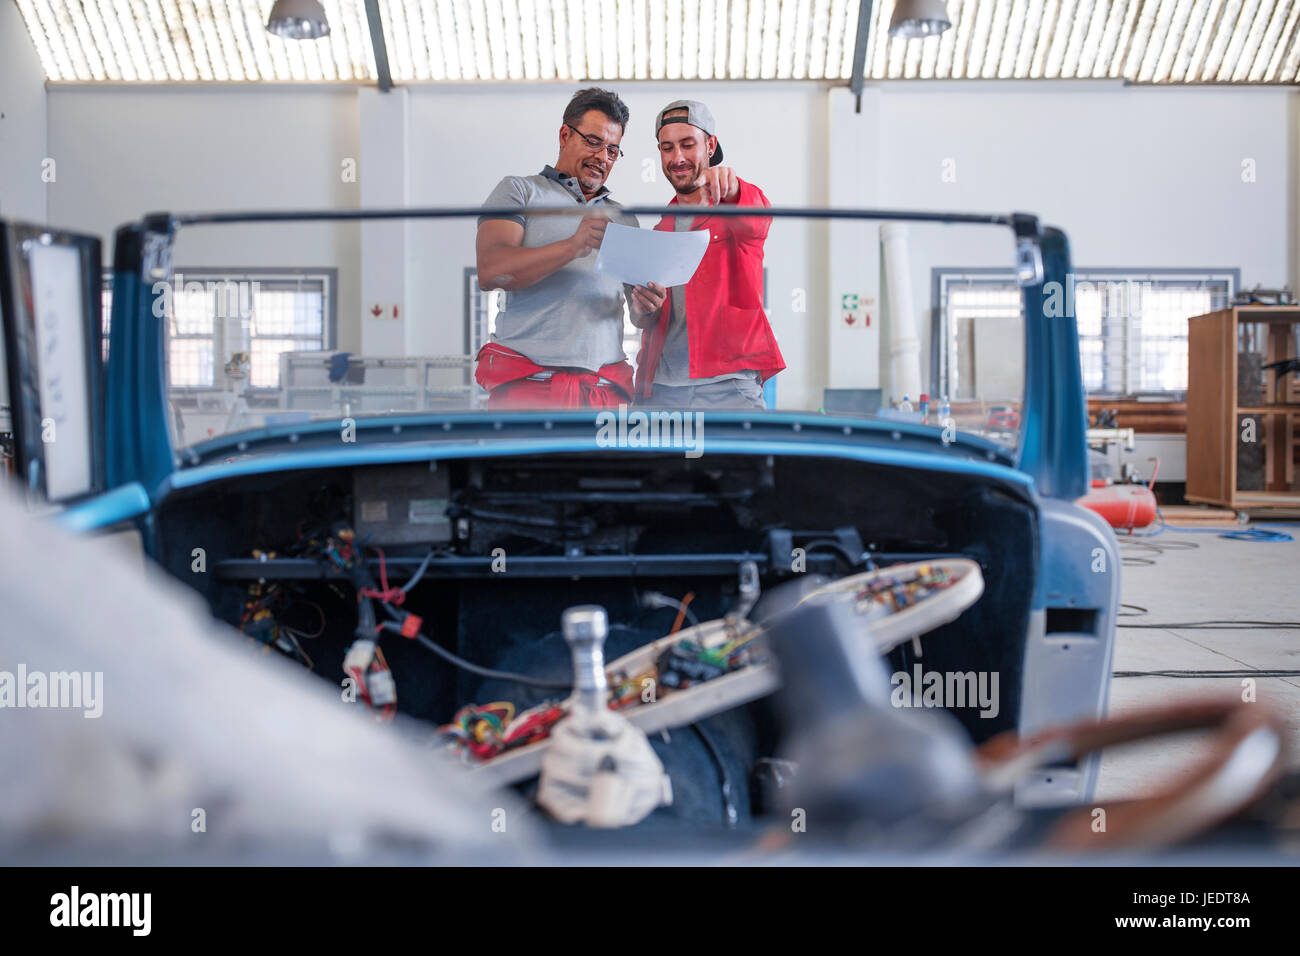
[565,124,624,161]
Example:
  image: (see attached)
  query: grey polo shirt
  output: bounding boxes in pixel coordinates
[479,166,638,372]
[655,213,756,387]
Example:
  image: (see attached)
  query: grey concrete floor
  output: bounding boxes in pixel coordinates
[1096,520,1300,800]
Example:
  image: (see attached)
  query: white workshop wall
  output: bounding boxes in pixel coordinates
[869,82,1293,403]
[45,86,363,351]
[0,1,48,223]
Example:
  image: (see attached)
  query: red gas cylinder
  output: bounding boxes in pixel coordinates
[1078,483,1158,531]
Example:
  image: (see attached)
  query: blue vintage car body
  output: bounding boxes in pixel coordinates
[5,205,1119,808]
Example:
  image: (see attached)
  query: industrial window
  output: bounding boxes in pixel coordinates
[934,269,1237,400]
[103,270,336,392]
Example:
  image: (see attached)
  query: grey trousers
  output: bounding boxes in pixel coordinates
[639,376,766,411]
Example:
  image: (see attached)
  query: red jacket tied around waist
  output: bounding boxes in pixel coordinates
[475,341,634,409]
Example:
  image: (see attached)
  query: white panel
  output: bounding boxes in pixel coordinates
[808,0,829,77]
[750,0,768,77]
[550,0,570,78]
[82,0,122,80]
[1113,0,1148,77]
[715,0,729,76]
[502,0,527,78]
[1043,0,1078,78]
[997,0,1028,78]
[1201,0,1245,80]
[633,0,650,77]
[1150,0,1197,82]
[730,0,749,76]
[618,0,635,77]
[1168,0,1212,82]
[1217,0,1262,81]
[1234,0,1277,81]
[421,0,448,78]
[934,0,961,78]
[582,0,601,76]
[761,0,782,78]
[952,0,980,77]
[918,30,942,78]
[1280,15,1300,79]
[779,0,800,77]
[1247,0,1287,81]
[176,1,215,80]
[965,0,996,76]
[1135,0,1179,83]
[840,0,859,76]
[668,0,683,78]
[62,0,106,79]
[1089,0,1127,78]
[218,0,258,80]
[534,0,554,78]
[1260,0,1300,80]
[15,0,65,80]
[650,0,666,77]
[681,0,698,77]
[867,0,888,78]
[1060,0,1096,78]
[698,0,716,77]
[485,0,509,78]
[1028,0,1060,77]
[981,0,1013,79]
[600,0,618,77]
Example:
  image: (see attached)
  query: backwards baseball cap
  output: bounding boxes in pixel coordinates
[655,100,724,166]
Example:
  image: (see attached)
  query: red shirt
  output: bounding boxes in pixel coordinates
[634,178,786,400]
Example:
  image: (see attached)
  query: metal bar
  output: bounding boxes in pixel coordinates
[213,550,969,581]
[364,0,394,91]
[215,553,775,579]
[849,0,874,111]
[172,204,1015,226]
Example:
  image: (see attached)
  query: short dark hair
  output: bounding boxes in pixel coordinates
[563,88,630,133]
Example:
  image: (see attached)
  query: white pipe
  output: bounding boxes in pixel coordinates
[880,222,923,404]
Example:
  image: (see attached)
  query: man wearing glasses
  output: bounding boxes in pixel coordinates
[475,88,666,408]
[632,100,784,410]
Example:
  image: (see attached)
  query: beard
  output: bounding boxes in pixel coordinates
[668,162,703,195]
[577,158,608,191]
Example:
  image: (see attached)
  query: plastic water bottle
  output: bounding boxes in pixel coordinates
[900,395,913,413]
[939,395,951,423]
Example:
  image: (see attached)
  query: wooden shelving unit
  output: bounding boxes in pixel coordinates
[1187,307,1300,513]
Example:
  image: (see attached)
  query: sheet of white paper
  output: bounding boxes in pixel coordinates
[592,222,709,288]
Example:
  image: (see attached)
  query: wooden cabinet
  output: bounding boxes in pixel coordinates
[1187,307,1300,512]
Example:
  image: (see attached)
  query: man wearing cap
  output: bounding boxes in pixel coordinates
[631,100,785,410]
[474,88,667,408]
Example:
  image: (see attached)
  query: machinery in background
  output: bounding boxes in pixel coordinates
[1079,421,1158,532]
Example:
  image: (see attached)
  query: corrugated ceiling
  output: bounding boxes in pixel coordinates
[16,0,1300,83]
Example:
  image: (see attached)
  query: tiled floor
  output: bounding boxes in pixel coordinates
[1095,520,1300,800]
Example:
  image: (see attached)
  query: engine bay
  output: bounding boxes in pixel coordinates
[150,451,1039,829]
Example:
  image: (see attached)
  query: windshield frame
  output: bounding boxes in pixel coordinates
[106,206,1083,501]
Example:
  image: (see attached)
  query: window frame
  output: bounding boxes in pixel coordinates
[931,266,1239,401]
[103,267,338,401]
